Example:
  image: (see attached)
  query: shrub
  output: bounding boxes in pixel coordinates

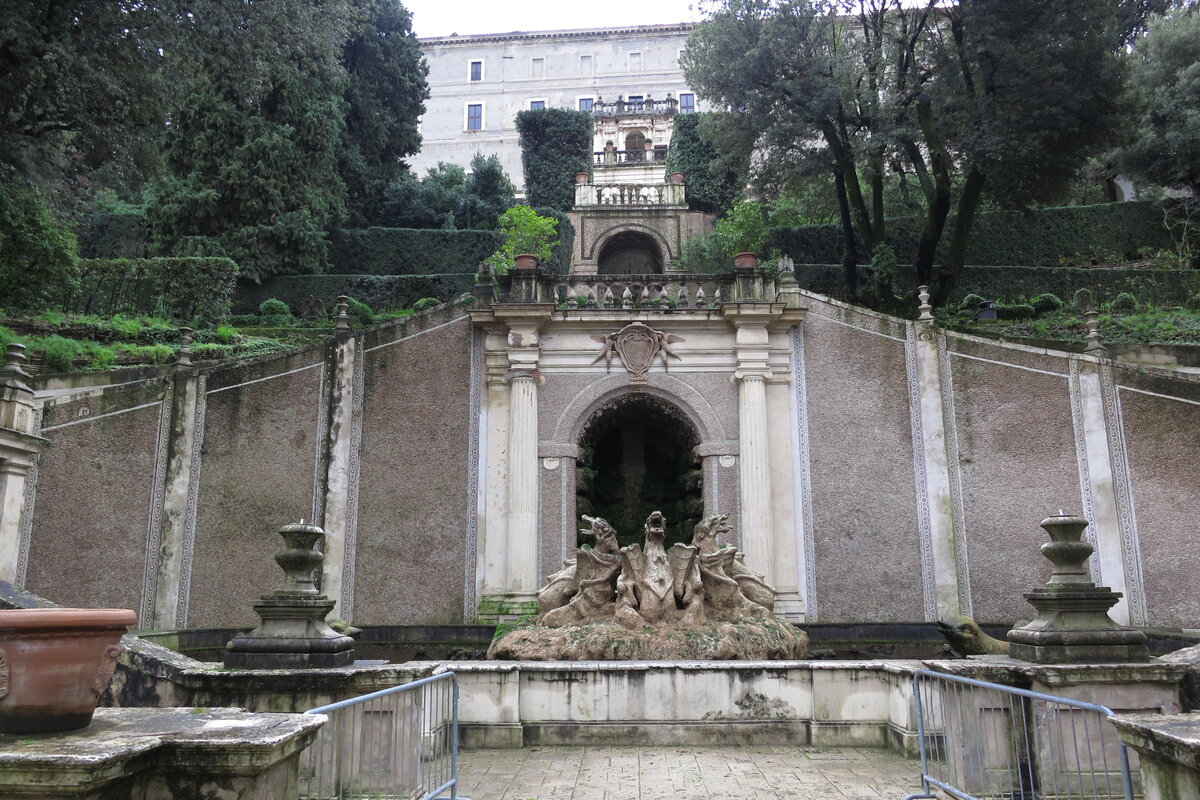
[715,199,768,257]
[1030,293,1065,314]
[40,336,79,372]
[71,257,238,321]
[515,108,593,212]
[77,212,149,258]
[258,298,293,325]
[327,228,502,275]
[215,324,236,344]
[1185,294,1200,311]
[664,113,740,215]
[766,201,1173,268]
[960,293,986,310]
[1111,292,1138,312]
[676,232,729,274]
[1071,288,1096,312]
[346,298,375,326]
[996,303,1036,320]
[0,183,79,311]
[411,297,440,312]
[485,206,559,275]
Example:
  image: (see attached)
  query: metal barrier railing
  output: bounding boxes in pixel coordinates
[301,672,459,800]
[904,669,1134,800]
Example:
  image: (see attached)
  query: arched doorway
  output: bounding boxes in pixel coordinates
[597,230,663,274]
[624,131,645,151]
[575,392,702,549]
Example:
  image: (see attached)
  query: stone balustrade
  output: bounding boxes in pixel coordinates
[547,274,729,310]
[592,148,670,166]
[574,182,685,207]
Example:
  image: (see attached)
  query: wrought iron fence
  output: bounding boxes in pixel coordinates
[301,672,460,800]
[904,669,1135,800]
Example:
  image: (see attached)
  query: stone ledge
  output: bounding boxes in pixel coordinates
[1111,712,1200,769]
[0,707,324,798]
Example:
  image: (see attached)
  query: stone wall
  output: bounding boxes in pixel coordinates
[12,291,1200,629]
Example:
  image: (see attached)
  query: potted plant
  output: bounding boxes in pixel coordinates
[715,199,768,271]
[0,607,136,733]
[485,206,559,275]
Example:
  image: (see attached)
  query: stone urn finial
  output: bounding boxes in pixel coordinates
[176,327,193,367]
[335,296,351,331]
[1007,513,1148,664]
[0,343,33,393]
[223,521,356,669]
[917,285,934,321]
[1084,310,1107,355]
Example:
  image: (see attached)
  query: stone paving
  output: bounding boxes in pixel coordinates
[457,745,923,800]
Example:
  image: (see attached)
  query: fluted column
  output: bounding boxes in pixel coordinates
[736,370,773,574]
[506,369,540,597]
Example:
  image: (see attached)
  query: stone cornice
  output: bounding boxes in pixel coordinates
[420,22,695,47]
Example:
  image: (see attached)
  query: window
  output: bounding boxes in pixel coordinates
[627,95,644,111]
[531,57,544,78]
[529,99,545,110]
[578,97,594,112]
[580,55,593,76]
[469,60,483,82]
[629,52,642,72]
[466,103,483,131]
[679,93,695,113]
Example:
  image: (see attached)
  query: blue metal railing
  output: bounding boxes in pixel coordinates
[301,671,460,799]
[903,669,1134,800]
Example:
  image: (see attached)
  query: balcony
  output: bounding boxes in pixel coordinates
[593,148,670,166]
[591,97,678,117]
[575,182,686,207]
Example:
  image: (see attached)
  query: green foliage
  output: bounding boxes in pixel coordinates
[150,53,350,282]
[461,154,517,230]
[1072,288,1096,312]
[515,109,593,212]
[214,324,236,344]
[338,0,429,226]
[70,258,238,321]
[1111,292,1139,312]
[1031,293,1065,314]
[960,294,986,310]
[485,206,559,274]
[77,213,149,259]
[1118,7,1200,196]
[0,182,79,311]
[530,207,574,274]
[328,228,502,275]
[676,232,731,274]
[235,274,476,315]
[996,303,1036,320]
[869,243,899,292]
[258,298,293,324]
[1185,294,1200,312]
[346,298,375,326]
[767,202,1173,268]
[411,297,441,312]
[380,155,516,231]
[664,113,741,215]
[715,199,768,256]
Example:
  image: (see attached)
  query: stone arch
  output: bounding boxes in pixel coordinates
[550,372,727,449]
[587,223,674,267]
[598,230,663,274]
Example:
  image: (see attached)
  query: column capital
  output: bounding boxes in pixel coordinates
[722,302,806,331]
[733,368,772,382]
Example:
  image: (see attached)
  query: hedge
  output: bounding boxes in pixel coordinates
[233,274,476,314]
[328,228,502,275]
[77,212,149,259]
[71,257,239,320]
[531,207,574,275]
[767,201,1174,268]
[792,263,1200,306]
[515,108,593,212]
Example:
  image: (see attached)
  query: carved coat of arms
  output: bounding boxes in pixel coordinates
[591,322,684,381]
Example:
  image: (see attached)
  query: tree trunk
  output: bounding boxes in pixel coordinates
[834,168,858,302]
[935,169,987,306]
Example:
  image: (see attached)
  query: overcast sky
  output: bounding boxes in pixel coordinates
[403,0,705,38]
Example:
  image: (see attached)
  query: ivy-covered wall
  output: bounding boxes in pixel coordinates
[328,227,502,275]
[234,273,475,313]
[768,202,1174,267]
[793,263,1200,305]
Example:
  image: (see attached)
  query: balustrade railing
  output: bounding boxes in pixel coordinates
[549,275,730,310]
[592,97,678,117]
[574,182,685,207]
[593,148,670,166]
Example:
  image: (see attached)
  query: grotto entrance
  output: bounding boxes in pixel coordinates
[575,392,702,549]
[597,231,663,274]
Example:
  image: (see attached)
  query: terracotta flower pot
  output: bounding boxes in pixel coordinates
[574,172,589,184]
[0,607,136,733]
[733,252,758,270]
[513,254,538,271]
[669,172,685,184]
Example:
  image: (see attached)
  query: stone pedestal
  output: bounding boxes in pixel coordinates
[224,523,356,669]
[0,345,48,586]
[0,707,323,799]
[1008,515,1148,664]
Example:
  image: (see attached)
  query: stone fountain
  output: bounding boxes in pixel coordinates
[488,511,808,660]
